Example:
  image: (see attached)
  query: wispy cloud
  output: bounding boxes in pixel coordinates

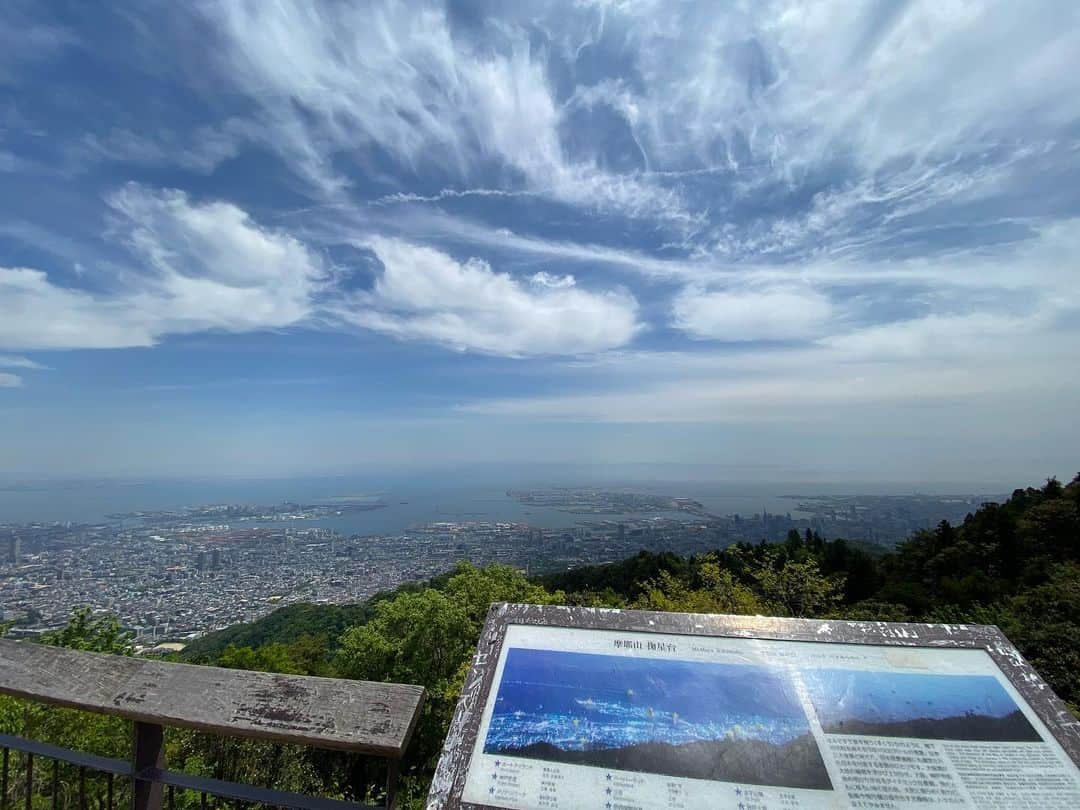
[459,322,1079,425]
[79,120,248,174]
[370,188,542,206]
[0,2,75,84]
[1,1,1079,476]
[0,355,45,370]
[196,0,693,222]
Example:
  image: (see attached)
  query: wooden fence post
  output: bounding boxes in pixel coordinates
[131,722,164,810]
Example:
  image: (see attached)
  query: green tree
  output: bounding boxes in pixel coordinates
[43,606,133,654]
[218,642,302,674]
[750,553,844,617]
[634,554,763,615]
[336,564,562,777]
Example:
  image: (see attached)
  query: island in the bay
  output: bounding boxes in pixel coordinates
[508,488,711,516]
[106,497,387,524]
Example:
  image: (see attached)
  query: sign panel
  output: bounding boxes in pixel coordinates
[429,605,1080,810]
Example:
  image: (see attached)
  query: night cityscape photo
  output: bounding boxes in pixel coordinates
[483,648,832,789]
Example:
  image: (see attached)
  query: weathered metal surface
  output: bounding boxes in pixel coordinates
[427,603,1080,809]
[0,639,423,758]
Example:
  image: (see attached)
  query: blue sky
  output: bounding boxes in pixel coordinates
[1,1,1078,481]
[803,669,1023,726]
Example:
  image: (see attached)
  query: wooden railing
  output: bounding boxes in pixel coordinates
[0,639,424,810]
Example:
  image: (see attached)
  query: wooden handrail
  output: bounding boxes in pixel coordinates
[0,639,424,758]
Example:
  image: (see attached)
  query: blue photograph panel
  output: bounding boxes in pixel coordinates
[483,648,832,789]
[803,669,1042,742]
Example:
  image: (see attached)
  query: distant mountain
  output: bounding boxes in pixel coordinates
[823,708,1041,742]
[492,733,832,790]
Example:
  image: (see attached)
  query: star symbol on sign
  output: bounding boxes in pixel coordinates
[606,787,612,795]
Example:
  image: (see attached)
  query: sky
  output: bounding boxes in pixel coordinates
[803,669,1023,725]
[1,1,1078,483]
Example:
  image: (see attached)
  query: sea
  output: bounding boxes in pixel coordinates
[0,474,1013,537]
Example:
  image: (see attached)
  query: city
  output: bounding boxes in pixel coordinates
[0,490,994,650]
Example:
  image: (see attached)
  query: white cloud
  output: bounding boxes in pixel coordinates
[0,267,155,350]
[0,186,326,351]
[530,272,577,289]
[459,257,1080,425]
[107,184,326,332]
[2,186,646,359]
[0,355,45,369]
[0,372,23,388]
[459,333,1079,425]
[673,285,833,341]
[347,205,723,282]
[335,238,640,356]
[588,2,1080,175]
[198,0,688,221]
[174,1,1080,261]
[820,312,1036,361]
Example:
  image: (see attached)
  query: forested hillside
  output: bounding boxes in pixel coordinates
[3,474,1077,807]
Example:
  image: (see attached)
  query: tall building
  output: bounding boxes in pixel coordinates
[7,535,20,565]
[211,548,222,570]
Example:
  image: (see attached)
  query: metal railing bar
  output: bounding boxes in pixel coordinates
[0,733,398,809]
[0,736,131,778]
[24,753,32,810]
[136,769,380,810]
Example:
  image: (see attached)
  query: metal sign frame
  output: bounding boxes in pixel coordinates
[428,603,1080,809]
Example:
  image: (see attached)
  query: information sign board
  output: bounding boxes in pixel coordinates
[429,604,1080,809]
